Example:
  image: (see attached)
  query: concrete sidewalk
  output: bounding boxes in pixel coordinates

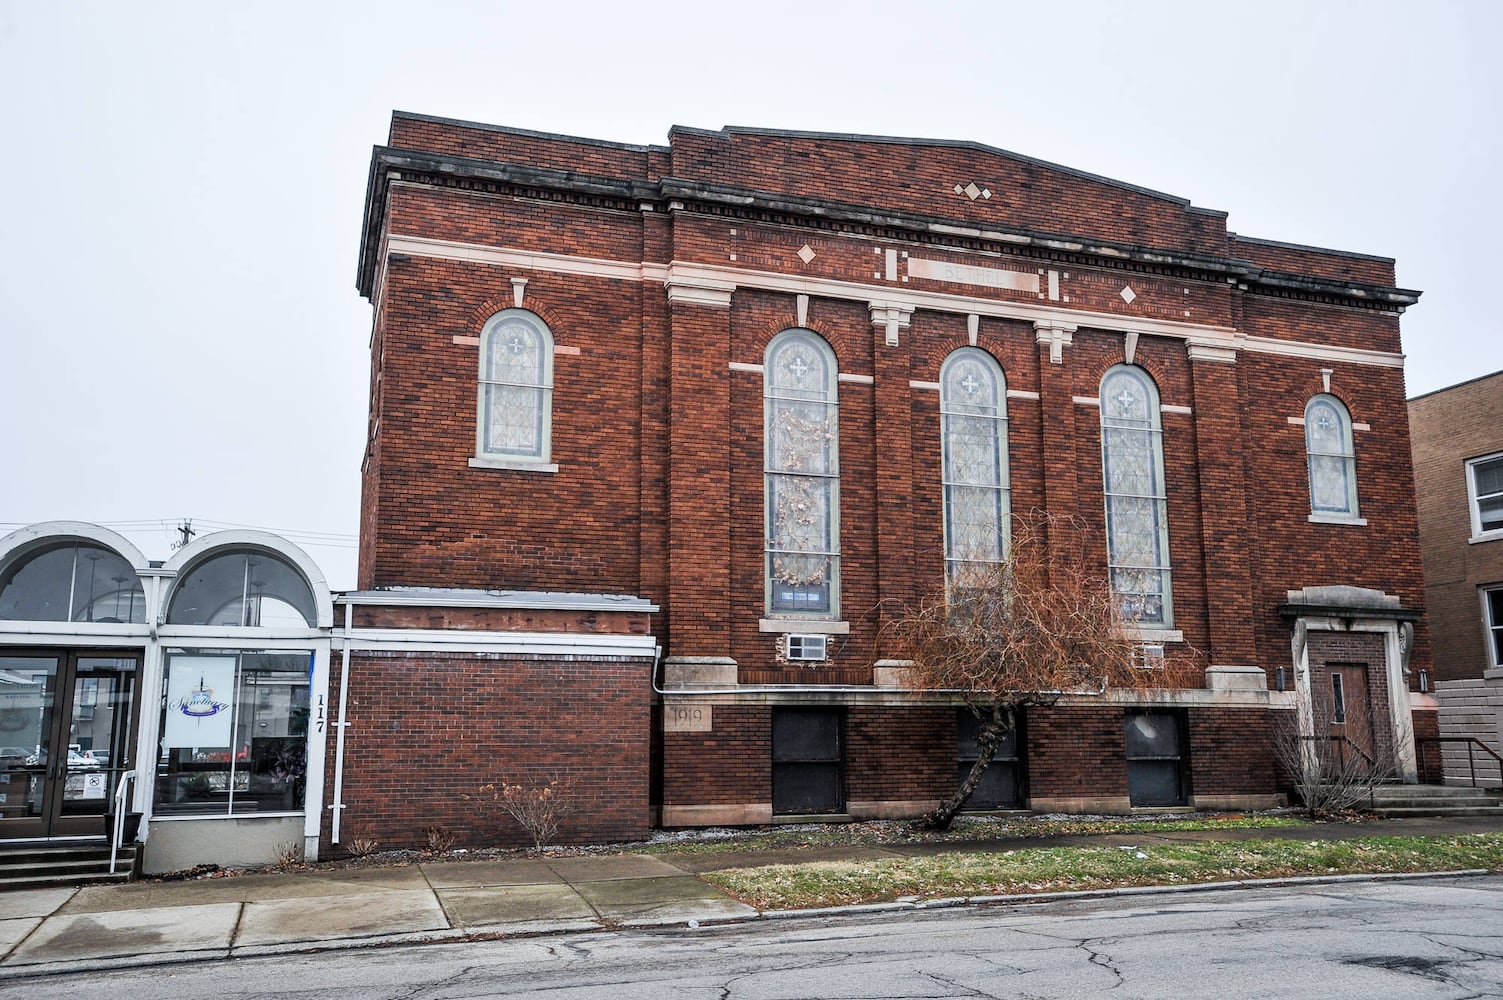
[1,815,1499,977]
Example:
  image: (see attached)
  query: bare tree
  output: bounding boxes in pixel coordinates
[888,511,1197,829]
[1272,687,1395,818]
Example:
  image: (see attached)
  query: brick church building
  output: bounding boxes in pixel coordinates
[334,112,1433,846]
[0,113,1439,870]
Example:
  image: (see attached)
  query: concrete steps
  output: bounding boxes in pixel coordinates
[1368,784,1503,819]
[0,843,139,891]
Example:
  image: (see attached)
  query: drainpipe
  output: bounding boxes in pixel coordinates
[330,601,353,843]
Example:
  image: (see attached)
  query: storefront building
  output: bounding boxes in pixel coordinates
[0,521,333,873]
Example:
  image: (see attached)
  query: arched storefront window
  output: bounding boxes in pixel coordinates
[940,348,1010,589]
[166,550,316,627]
[0,542,145,623]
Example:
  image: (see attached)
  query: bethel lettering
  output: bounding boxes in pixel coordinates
[907,256,1040,293]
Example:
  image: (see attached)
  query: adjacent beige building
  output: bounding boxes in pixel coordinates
[1410,369,1503,788]
[1409,369,1503,682]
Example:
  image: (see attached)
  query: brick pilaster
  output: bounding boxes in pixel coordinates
[1188,347,1258,666]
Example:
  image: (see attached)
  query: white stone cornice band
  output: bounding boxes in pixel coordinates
[384,235,1405,369]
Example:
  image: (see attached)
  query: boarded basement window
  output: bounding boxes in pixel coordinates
[1125,710,1188,807]
[772,708,844,815]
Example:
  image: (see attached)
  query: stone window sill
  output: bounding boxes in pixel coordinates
[1469,531,1503,545]
[468,456,559,473]
[1123,627,1184,643]
[759,618,850,634]
[1308,513,1367,526]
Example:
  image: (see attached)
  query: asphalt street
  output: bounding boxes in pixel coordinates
[2,875,1499,999]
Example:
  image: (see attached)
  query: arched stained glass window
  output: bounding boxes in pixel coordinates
[1305,394,1358,517]
[166,550,317,628]
[477,309,554,462]
[1100,365,1173,626]
[941,348,1010,588]
[0,543,145,623]
[765,330,840,616]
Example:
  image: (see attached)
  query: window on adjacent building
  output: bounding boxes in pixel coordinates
[941,348,1010,589]
[1484,586,1503,669]
[1305,394,1359,518]
[765,329,840,617]
[476,309,554,464]
[1099,365,1173,626]
[1468,453,1503,540]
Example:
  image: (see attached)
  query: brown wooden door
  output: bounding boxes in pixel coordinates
[1324,662,1374,767]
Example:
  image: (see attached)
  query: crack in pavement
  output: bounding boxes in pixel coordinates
[385,962,482,1000]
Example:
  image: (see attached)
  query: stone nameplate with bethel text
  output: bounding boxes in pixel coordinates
[908,256,1040,293]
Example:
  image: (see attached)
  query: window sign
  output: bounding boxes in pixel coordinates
[162,655,235,749]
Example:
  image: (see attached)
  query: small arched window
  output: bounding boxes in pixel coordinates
[1100,365,1173,627]
[167,550,317,627]
[0,542,145,623]
[1305,394,1358,518]
[765,329,840,617]
[940,348,1010,588]
[476,309,554,465]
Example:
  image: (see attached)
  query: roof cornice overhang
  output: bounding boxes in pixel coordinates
[356,148,1422,311]
[1276,602,1422,622]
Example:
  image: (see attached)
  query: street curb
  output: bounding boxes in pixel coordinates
[0,869,1489,980]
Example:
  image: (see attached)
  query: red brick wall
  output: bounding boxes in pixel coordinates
[668,127,1231,257]
[661,705,769,807]
[320,652,650,853]
[1187,708,1282,797]
[847,706,954,802]
[1413,708,1442,783]
[1026,706,1131,801]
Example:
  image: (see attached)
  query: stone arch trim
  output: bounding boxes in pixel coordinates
[161,529,335,629]
[0,521,151,577]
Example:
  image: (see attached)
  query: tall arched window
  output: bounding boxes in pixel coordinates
[1305,394,1358,518]
[941,348,1010,588]
[476,309,554,464]
[1100,365,1173,626]
[765,330,840,617]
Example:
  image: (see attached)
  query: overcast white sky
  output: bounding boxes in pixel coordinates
[2,0,1498,588]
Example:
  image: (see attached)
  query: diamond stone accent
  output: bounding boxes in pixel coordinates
[981,188,992,199]
[1120,285,1137,304]
[964,182,981,200]
[797,244,816,264]
[953,184,964,194]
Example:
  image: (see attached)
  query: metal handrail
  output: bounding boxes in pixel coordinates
[1296,734,1376,769]
[109,771,137,875]
[1415,736,1503,789]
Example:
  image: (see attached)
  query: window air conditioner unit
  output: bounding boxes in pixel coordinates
[1137,644,1166,669]
[786,634,828,662]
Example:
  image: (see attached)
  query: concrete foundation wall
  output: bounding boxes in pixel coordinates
[142,815,304,874]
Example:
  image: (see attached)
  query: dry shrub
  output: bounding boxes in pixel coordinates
[471,776,575,853]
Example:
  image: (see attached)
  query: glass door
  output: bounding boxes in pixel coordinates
[0,652,138,840]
